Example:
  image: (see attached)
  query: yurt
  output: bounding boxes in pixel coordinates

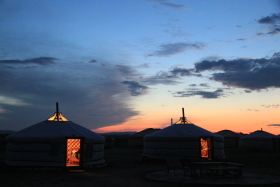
[5,103,105,168]
[128,128,160,147]
[143,109,225,161]
[239,129,277,151]
[216,130,242,147]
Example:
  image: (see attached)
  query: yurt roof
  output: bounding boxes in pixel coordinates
[216,130,242,138]
[6,104,104,142]
[145,117,223,140]
[131,128,160,137]
[240,130,277,140]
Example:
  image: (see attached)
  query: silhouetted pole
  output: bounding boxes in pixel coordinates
[56,102,59,121]
[171,118,173,125]
[182,108,186,124]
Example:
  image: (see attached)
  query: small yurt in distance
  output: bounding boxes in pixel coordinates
[5,103,105,168]
[128,128,160,147]
[143,109,225,161]
[239,129,277,151]
[216,129,242,147]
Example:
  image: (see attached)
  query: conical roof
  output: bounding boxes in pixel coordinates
[240,130,276,140]
[146,117,223,140]
[7,120,104,142]
[6,103,104,143]
[216,130,242,138]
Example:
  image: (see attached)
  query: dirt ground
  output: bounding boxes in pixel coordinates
[1,147,280,187]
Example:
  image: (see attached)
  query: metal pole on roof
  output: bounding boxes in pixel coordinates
[182,108,186,123]
[56,102,59,121]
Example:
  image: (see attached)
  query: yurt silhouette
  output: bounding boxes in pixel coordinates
[216,129,242,148]
[239,129,277,151]
[5,103,105,168]
[143,108,225,161]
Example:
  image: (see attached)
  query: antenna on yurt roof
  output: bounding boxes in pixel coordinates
[182,108,186,124]
[56,102,59,121]
[174,107,191,124]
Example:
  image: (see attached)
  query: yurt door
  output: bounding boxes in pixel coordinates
[200,138,212,160]
[66,138,82,167]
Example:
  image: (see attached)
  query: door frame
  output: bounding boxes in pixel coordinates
[65,137,84,168]
[199,137,213,160]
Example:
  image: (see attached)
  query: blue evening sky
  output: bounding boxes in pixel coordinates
[1,0,280,134]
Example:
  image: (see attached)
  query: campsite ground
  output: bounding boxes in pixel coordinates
[1,146,280,187]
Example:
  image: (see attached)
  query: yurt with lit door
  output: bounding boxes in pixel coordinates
[239,129,277,151]
[5,103,105,168]
[143,109,225,161]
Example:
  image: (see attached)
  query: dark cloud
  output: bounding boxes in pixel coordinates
[267,124,280,126]
[258,13,280,24]
[195,58,254,72]
[261,104,280,108]
[0,57,58,66]
[88,59,97,63]
[148,42,205,57]
[0,57,141,130]
[194,52,280,90]
[147,0,186,9]
[199,83,209,87]
[170,67,201,77]
[257,13,280,35]
[121,81,149,96]
[173,89,224,99]
[141,67,200,86]
[145,52,280,97]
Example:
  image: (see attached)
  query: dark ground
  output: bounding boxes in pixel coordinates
[1,146,280,187]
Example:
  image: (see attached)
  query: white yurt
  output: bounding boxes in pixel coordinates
[239,129,277,151]
[216,129,243,147]
[143,109,225,161]
[5,103,105,168]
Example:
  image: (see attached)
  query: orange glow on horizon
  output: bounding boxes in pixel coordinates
[92,111,280,135]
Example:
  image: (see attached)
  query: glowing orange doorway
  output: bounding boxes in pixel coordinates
[66,138,81,167]
[200,138,212,160]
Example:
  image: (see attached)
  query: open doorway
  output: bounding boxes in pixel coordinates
[200,138,212,160]
[66,138,82,167]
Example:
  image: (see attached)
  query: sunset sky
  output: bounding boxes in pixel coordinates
[1,0,280,135]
